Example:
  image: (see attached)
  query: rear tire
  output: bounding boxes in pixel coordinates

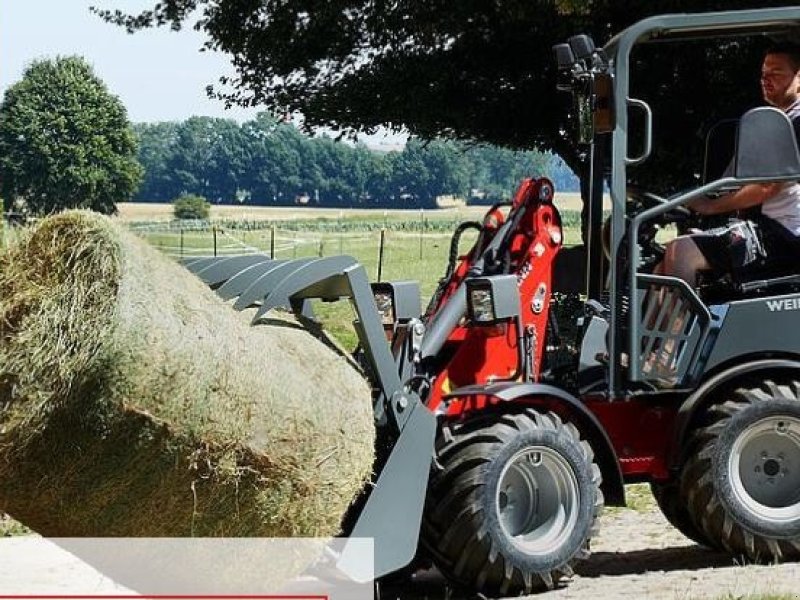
[422,409,602,596]
[682,380,800,560]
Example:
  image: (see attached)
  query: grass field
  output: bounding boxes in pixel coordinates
[133,206,580,347]
[140,227,479,346]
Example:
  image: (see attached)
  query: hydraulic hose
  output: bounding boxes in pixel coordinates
[444,221,482,280]
[425,221,483,316]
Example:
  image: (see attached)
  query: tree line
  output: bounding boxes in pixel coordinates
[0,55,577,217]
[134,115,577,209]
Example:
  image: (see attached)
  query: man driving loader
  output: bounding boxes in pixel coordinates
[660,43,800,286]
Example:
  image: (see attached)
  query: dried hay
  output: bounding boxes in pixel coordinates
[0,211,374,537]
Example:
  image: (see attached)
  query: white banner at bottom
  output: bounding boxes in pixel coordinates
[0,537,373,599]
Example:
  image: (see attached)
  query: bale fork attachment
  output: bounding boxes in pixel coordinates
[184,255,436,581]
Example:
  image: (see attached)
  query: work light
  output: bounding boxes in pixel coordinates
[469,288,496,323]
[466,275,521,326]
[373,288,395,326]
[553,43,576,71]
[371,281,422,327]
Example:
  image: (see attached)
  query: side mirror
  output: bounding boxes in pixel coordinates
[735,107,800,179]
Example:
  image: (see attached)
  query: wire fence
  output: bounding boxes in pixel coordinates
[0,210,584,292]
[132,221,470,288]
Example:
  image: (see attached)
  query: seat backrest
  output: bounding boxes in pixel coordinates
[735,106,800,179]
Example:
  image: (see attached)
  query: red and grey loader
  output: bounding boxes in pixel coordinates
[186,7,800,595]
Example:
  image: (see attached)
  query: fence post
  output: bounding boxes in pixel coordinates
[419,208,424,260]
[180,229,184,258]
[213,226,217,257]
[338,210,343,255]
[270,225,275,259]
[377,228,386,282]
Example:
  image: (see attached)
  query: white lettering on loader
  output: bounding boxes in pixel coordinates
[767,297,800,312]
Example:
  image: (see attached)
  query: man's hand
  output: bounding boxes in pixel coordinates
[688,182,784,215]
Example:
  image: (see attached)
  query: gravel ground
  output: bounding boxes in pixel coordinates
[382,493,800,600]
[547,507,800,600]
[3,493,800,599]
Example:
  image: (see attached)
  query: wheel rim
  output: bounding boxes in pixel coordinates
[729,415,800,523]
[496,446,580,553]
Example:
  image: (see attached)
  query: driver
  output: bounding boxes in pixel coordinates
[660,43,800,285]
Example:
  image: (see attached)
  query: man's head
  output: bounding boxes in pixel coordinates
[762,43,800,109]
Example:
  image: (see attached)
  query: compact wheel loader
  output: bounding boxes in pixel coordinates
[185,7,800,596]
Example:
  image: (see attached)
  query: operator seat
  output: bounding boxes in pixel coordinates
[696,107,800,302]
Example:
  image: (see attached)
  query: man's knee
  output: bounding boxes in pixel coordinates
[663,235,709,284]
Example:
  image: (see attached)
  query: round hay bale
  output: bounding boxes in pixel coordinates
[0,211,374,537]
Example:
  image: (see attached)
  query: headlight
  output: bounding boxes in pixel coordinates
[373,290,395,326]
[371,281,422,327]
[466,275,521,326]
[469,288,496,323]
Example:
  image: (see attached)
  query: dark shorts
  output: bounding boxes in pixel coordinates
[692,217,800,276]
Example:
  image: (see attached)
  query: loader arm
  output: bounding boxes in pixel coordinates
[184,255,436,580]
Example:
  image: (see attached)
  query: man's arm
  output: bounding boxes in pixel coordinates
[688,182,784,215]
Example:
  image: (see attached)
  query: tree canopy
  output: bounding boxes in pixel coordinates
[0,56,142,215]
[133,115,562,207]
[96,1,797,193]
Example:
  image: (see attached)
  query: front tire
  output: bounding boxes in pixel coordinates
[422,409,602,596]
[682,380,800,560]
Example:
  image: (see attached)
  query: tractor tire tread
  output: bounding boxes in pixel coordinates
[681,378,800,561]
[421,408,602,595]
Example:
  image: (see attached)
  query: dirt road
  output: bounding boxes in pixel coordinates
[388,497,800,600]
[547,507,800,599]
[3,493,800,598]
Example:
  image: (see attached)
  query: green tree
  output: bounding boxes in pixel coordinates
[464,145,553,202]
[173,194,210,220]
[134,122,181,201]
[96,1,794,194]
[0,56,142,215]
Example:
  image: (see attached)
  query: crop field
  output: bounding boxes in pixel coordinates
[115,192,599,223]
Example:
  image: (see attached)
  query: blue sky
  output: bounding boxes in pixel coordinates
[0,0,265,123]
[0,0,407,147]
